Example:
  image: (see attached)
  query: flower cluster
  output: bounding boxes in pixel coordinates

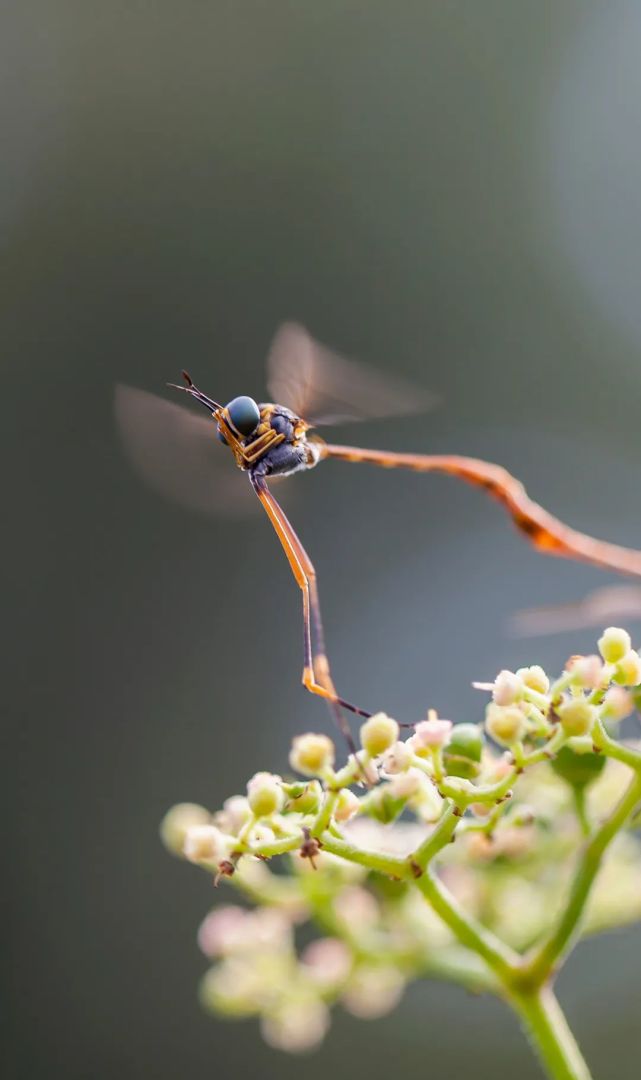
[160,628,641,1054]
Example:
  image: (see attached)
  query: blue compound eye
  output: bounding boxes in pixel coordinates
[225,395,260,437]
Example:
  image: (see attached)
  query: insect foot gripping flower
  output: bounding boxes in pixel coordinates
[164,626,641,1080]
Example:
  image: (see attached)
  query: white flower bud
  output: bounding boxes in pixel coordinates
[601,686,634,721]
[334,789,360,822]
[360,713,399,756]
[222,795,252,834]
[301,937,352,988]
[613,650,641,687]
[516,665,550,695]
[568,654,604,690]
[492,670,524,706]
[197,906,248,958]
[381,740,413,774]
[342,965,405,1019]
[159,802,211,857]
[598,627,632,664]
[485,703,527,746]
[289,733,335,776]
[247,772,285,817]
[183,824,231,866]
[261,999,330,1053]
[413,716,453,749]
[557,698,596,738]
[388,767,424,799]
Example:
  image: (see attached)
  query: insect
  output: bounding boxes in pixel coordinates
[116,322,641,748]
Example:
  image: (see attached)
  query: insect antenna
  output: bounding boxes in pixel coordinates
[167,373,223,414]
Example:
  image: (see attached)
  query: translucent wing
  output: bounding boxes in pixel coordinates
[114,385,261,517]
[510,585,641,637]
[266,322,438,425]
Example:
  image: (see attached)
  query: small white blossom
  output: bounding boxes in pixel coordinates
[183,824,231,866]
[413,716,453,749]
[301,938,352,988]
[261,1000,330,1054]
[492,670,524,706]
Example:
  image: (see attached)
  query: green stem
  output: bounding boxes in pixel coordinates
[509,986,592,1080]
[573,788,590,838]
[522,769,641,986]
[414,868,518,982]
[591,716,641,770]
[410,801,458,870]
[319,832,410,878]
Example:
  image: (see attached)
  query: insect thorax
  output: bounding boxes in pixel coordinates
[248,404,321,478]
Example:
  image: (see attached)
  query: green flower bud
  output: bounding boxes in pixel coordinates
[485,704,527,747]
[247,772,285,817]
[289,733,335,776]
[159,802,211,857]
[557,698,595,737]
[285,779,323,814]
[361,785,405,823]
[444,722,483,778]
[598,626,632,664]
[613,650,641,687]
[551,745,606,790]
[360,713,399,756]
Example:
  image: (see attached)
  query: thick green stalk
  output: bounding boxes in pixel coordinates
[414,867,518,982]
[510,987,592,1080]
[522,768,641,986]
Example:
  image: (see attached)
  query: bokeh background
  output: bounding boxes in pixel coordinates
[6,2,641,1077]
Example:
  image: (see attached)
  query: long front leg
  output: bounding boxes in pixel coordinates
[249,474,370,753]
[322,444,641,578]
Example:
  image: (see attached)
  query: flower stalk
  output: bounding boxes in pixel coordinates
[161,627,641,1074]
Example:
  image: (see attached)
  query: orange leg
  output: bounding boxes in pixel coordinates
[250,474,371,752]
[322,444,641,578]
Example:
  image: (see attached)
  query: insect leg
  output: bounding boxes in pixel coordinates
[322,444,641,579]
[250,474,371,753]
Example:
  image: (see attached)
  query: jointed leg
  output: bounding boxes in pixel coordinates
[250,474,370,752]
[322,445,641,579]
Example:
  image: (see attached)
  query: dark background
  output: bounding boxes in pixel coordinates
[5,2,641,1077]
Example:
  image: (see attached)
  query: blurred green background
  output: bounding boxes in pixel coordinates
[5,2,641,1077]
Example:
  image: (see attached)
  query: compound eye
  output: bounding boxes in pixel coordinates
[225,395,260,437]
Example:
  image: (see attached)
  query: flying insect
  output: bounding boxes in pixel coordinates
[117,323,641,746]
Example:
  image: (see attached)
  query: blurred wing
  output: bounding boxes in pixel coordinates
[114,385,260,517]
[266,321,438,425]
[510,585,641,637]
